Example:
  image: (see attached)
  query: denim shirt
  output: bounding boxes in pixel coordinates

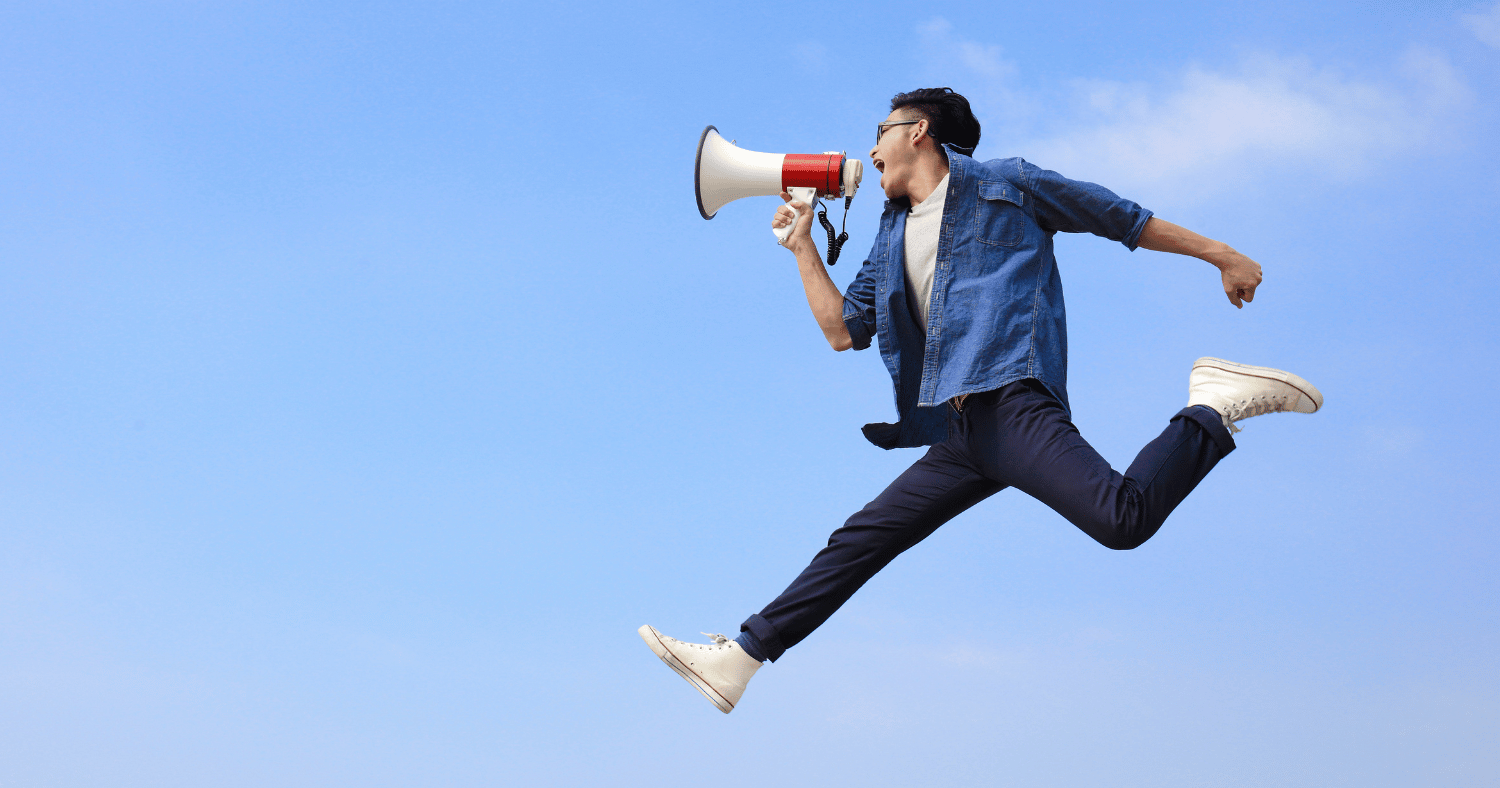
[842,146,1154,449]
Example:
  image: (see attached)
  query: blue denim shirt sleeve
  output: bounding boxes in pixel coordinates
[841,244,879,351]
[1012,159,1154,251]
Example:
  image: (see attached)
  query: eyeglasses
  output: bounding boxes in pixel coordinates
[875,119,923,143]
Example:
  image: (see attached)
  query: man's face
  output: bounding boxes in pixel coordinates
[868,110,927,200]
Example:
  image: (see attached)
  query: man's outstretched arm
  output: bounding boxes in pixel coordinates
[774,192,855,351]
[1136,217,1263,309]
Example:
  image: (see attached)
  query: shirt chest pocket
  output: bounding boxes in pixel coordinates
[975,180,1025,247]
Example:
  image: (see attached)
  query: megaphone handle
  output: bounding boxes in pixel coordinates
[775,187,818,246]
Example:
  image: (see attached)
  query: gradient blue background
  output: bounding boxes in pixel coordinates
[2,1,1497,785]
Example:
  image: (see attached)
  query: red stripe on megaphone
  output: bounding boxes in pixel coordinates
[782,154,843,197]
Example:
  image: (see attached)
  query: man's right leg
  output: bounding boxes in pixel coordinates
[738,439,1003,663]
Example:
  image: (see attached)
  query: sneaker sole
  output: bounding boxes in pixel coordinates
[1193,357,1324,412]
[638,625,734,713]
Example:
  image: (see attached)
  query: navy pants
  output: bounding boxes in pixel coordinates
[740,379,1236,662]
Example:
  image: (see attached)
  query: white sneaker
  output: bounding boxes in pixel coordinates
[638,625,762,714]
[1188,357,1324,433]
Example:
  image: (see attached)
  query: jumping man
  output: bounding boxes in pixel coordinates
[640,88,1322,713]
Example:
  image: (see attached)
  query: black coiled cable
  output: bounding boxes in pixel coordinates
[817,195,853,266]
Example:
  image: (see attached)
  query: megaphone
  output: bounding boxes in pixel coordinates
[694,125,863,246]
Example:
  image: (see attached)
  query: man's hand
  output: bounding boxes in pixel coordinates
[773,191,817,256]
[1136,217,1263,309]
[1215,249,1262,309]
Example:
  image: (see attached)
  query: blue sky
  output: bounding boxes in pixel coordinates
[2,1,1498,785]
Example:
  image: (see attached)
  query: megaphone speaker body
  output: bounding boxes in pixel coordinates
[695,126,863,245]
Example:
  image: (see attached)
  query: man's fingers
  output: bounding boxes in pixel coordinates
[1222,264,1259,309]
[1226,282,1256,309]
[773,196,811,230]
[774,206,805,221]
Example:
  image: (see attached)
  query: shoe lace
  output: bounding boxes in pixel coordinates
[702,632,730,646]
[1224,393,1293,433]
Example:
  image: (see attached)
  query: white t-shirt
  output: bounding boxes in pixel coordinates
[903,173,949,332]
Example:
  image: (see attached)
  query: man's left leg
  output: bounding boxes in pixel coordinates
[965,359,1320,550]
[964,380,1231,549]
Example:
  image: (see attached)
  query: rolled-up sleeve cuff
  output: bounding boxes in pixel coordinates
[1122,207,1154,252]
[842,296,873,350]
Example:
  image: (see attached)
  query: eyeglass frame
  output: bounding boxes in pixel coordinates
[875,119,927,144]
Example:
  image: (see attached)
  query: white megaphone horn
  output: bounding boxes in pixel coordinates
[694,125,863,246]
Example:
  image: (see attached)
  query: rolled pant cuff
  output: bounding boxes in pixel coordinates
[739,614,787,663]
[1175,405,1236,455]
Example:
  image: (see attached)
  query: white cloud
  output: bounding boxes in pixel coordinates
[1025,49,1468,200]
[915,18,1472,202]
[1462,1,1500,48]
[918,19,1015,83]
[915,19,1031,125]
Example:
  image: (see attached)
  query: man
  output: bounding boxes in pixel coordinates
[640,88,1322,714]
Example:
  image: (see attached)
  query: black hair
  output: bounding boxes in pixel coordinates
[890,87,981,155]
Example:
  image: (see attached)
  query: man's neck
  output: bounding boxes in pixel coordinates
[905,149,951,206]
